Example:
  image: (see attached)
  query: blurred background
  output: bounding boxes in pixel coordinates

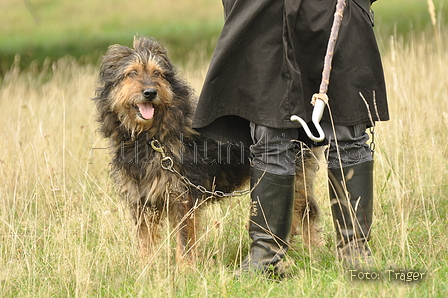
[0,0,447,76]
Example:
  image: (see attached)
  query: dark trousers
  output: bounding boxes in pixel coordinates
[249,122,372,174]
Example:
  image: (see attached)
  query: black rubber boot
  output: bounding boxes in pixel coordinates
[328,160,374,268]
[236,168,295,278]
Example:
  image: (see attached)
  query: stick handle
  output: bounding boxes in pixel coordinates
[290,98,326,142]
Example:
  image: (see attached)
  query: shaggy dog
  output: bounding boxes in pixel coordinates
[93,36,323,262]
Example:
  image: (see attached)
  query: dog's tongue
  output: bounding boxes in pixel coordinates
[137,102,154,120]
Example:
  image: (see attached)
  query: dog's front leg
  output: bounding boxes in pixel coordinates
[132,205,161,259]
[171,197,199,264]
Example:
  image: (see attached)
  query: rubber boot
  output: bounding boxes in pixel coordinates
[236,168,295,278]
[328,160,374,268]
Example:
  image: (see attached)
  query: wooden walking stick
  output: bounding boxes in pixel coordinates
[290,0,346,142]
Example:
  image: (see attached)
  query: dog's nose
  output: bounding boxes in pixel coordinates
[143,88,157,99]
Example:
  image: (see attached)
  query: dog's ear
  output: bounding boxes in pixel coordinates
[100,45,134,83]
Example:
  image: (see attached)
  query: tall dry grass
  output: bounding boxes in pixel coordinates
[372,29,448,274]
[1,30,447,297]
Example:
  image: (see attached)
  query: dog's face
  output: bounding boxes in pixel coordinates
[98,37,176,134]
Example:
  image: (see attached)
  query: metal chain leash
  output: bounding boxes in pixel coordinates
[150,139,251,198]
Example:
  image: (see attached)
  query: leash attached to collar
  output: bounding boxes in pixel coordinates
[150,139,250,198]
[290,0,347,142]
[150,139,174,170]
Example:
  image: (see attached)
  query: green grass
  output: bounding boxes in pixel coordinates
[0,0,224,74]
[374,0,446,35]
[1,0,447,75]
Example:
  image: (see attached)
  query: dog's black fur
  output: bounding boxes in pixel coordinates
[94,36,322,262]
[94,36,249,260]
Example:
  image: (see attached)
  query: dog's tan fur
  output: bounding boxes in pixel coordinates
[94,36,323,263]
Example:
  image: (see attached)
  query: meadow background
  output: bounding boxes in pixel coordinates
[0,0,447,297]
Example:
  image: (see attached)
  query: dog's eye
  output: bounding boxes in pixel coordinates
[153,70,162,77]
[127,70,138,77]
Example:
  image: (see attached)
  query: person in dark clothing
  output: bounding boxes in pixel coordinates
[193,0,388,275]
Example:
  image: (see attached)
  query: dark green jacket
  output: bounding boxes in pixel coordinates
[193,0,388,145]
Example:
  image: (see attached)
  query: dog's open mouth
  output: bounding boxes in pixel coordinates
[135,102,154,120]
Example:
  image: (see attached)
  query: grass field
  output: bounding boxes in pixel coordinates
[1,1,447,297]
[0,0,447,74]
